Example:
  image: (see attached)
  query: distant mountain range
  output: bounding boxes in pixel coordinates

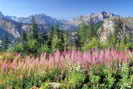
[0,11,133,42]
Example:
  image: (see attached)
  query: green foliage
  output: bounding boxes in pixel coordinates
[76,22,102,49]
[64,71,85,89]
[10,17,50,55]
[38,44,52,54]
[44,68,62,82]
[1,70,47,89]
[84,64,133,89]
[40,82,50,89]
[40,64,133,89]
[8,21,133,54]
[11,24,70,55]
[24,39,38,54]
[88,65,115,89]
[82,37,100,51]
[1,60,133,89]
[78,23,101,43]
[114,64,132,89]
[47,26,71,52]
[0,36,12,51]
[7,43,24,53]
[78,24,92,45]
[1,17,133,89]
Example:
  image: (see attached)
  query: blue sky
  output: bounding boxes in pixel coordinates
[0,0,132,19]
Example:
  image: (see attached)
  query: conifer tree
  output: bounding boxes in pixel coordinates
[63,31,69,50]
[1,35,11,50]
[48,25,65,52]
[78,23,92,46]
[20,16,39,54]
[77,22,102,49]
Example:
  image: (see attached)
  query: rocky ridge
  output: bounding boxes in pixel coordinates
[0,11,133,42]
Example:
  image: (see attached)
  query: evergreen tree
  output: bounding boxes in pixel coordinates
[77,23,92,47]
[38,31,48,45]
[50,26,61,51]
[75,32,82,49]
[1,35,11,51]
[31,17,49,48]
[63,31,70,50]
[77,22,102,49]
[48,25,65,52]
[32,17,39,40]
[22,31,28,43]
[19,16,39,54]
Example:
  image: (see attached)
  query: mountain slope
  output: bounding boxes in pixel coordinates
[98,17,133,42]
[69,11,116,25]
[0,11,132,42]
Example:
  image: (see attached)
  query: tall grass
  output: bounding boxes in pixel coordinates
[0,49,130,74]
[0,49,132,88]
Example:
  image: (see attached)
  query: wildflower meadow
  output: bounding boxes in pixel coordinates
[0,49,133,89]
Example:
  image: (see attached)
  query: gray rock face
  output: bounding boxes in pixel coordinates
[0,15,22,41]
[0,12,56,41]
[69,11,115,25]
[11,14,59,25]
[98,17,133,42]
[0,11,129,43]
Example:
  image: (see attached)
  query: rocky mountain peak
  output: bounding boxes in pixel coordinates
[98,17,133,42]
[101,11,114,17]
[0,11,132,43]
[69,11,116,25]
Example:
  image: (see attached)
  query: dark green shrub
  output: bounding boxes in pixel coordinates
[62,71,85,89]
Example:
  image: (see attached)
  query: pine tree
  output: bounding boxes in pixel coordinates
[31,17,49,47]
[22,31,28,43]
[1,35,11,51]
[50,26,61,51]
[11,16,50,54]
[78,23,91,47]
[20,16,39,54]
[77,23,102,48]
[75,32,82,49]
[63,31,69,50]
[47,25,65,52]
[32,17,39,40]
[38,31,48,45]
